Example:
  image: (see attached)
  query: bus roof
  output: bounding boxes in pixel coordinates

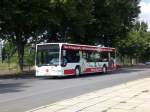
[37,43,116,52]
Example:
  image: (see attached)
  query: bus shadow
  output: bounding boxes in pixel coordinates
[0,83,30,94]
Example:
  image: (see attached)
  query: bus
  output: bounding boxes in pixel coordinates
[35,43,116,76]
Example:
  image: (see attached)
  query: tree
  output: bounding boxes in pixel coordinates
[117,21,149,64]
[45,0,94,43]
[0,0,94,71]
[0,0,142,71]
[0,0,52,71]
[142,32,150,61]
[85,0,141,46]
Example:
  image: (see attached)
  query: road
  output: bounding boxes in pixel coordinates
[0,67,150,112]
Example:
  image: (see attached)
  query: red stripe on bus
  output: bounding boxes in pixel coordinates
[64,69,75,75]
[63,45,116,52]
[84,67,102,73]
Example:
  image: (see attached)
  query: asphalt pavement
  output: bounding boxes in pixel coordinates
[0,67,150,112]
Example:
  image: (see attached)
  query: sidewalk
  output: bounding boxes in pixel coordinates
[26,77,150,112]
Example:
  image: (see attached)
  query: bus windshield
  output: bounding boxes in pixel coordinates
[36,44,60,66]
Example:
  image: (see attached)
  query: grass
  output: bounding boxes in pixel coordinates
[0,63,18,70]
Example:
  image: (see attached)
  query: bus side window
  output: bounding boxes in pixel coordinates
[75,52,80,62]
[110,52,116,58]
[66,50,80,63]
[91,52,96,62]
[101,52,109,62]
[86,51,93,62]
[95,52,101,62]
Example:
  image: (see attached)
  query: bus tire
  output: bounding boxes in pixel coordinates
[75,66,81,76]
[102,66,107,74]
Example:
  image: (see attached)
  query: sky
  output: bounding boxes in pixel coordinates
[139,0,150,31]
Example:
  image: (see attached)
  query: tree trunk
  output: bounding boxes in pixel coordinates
[17,42,25,72]
[16,34,25,72]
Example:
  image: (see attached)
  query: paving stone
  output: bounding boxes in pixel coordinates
[133,102,150,112]
[107,108,131,112]
[112,101,144,110]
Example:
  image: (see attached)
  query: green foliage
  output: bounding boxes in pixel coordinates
[0,0,141,70]
[117,21,150,62]
[0,0,51,71]
[45,0,94,43]
[2,40,16,57]
[2,43,35,65]
[142,32,150,61]
[24,45,35,65]
[85,0,141,46]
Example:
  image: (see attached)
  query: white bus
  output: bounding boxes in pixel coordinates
[35,43,116,76]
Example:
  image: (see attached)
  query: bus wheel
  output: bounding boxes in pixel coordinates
[75,67,80,76]
[102,66,107,73]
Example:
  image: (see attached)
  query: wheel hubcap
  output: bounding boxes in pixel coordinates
[103,67,106,73]
[75,69,80,75]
